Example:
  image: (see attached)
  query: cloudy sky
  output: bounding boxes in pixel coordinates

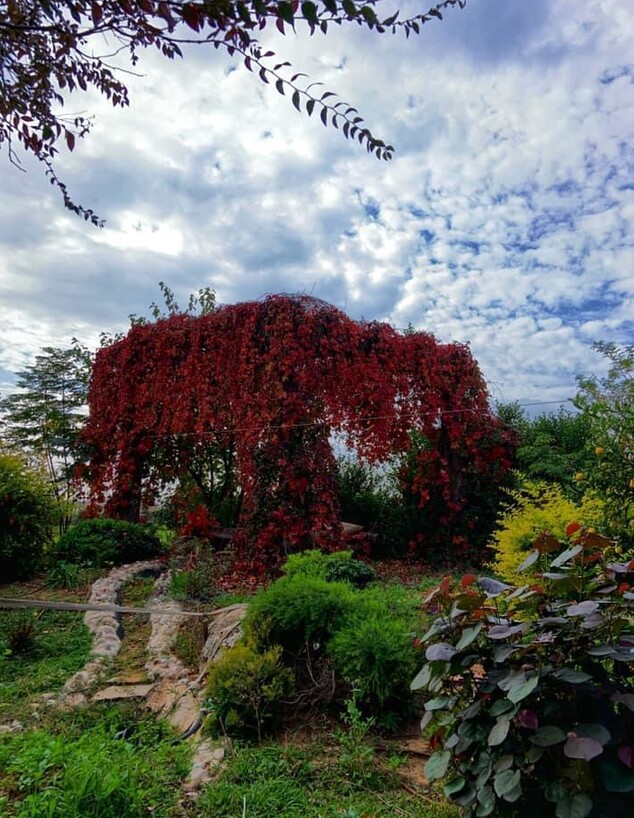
[1,0,632,413]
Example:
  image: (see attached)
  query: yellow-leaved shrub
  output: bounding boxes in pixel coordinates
[489,481,604,583]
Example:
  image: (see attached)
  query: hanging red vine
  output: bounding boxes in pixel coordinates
[83,295,512,571]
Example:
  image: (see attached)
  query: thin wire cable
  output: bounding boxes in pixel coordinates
[134,397,575,440]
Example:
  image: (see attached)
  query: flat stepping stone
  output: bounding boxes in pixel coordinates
[92,684,154,702]
[146,680,189,715]
[168,691,200,734]
[107,671,151,685]
[58,692,87,709]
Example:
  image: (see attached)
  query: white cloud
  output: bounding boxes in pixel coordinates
[0,0,632,415]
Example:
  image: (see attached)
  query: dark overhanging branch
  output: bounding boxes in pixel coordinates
[1,0,469,224]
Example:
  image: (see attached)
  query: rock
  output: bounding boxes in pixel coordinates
[92,684,154,702]
[57,692,87,709]
[185,740,228,794]
[64,669,95,692]
[147,600,187,657]
[41,559,243,801]
[145,680,188,715]
[168,691,200,734]
[0,720,24,734]
[92,637,120,658]
[59,560,166,704]
[108,671,150,685]
[200,604,247,664]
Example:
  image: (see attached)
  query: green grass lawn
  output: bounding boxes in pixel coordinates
[0,702,191,818]
[193,740,458,818]
[0,606,92,723]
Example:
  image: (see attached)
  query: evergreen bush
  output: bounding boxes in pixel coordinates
[245,574,355,654]
[205,642,294,739]
[327,583,422,720]
[243,570,422,726]
[0,451,55,581]
[282,548,377,588]
[328,613,419,717]
[52,518,163,567]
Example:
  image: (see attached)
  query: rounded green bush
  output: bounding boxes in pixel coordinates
[282,548,377,588]
[327,592,420,718]
[205,642,294,739]
[245,574,355,653]
[0,451,55,581]
[52,518,163,567]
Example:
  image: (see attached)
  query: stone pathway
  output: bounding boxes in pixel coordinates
[54,560,163,708]
[39,561,248,797]
[141,572,247,796]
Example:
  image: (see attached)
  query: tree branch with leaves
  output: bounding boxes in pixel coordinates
[1,0,467,224]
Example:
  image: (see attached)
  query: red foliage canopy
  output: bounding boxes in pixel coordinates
[84,295,511,570]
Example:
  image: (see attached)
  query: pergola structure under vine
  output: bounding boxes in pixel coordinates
[84,295,511,570]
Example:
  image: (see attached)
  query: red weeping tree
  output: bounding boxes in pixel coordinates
[83,295,512,571]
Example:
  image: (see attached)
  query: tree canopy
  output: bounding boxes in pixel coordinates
[0,341,92,534]
[496,402,593,498]
[83,294,512,572]
[575,341,634,547]
[0,0,467,224]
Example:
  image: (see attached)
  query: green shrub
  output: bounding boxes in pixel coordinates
[328,614,419,718]
[205,642,294,739]
[353,582,421,623]
[45,560,84,589]
[244,572,421,726]
[282,548,349,579]
[245,574,355,653]
[327,585,421,720]
[51,518,163,567]
[282,549,377,588]
[489,481,604,583]
[325,558,376,588]
[0,451,55,581]
[414,527,634,818]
